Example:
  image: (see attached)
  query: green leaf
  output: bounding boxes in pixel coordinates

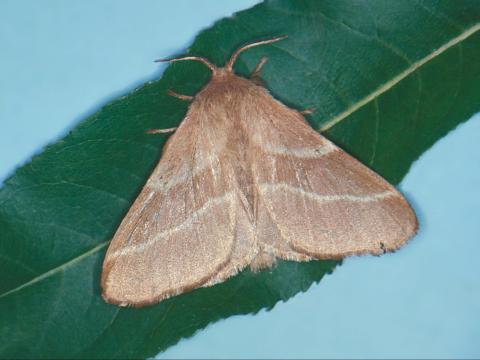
[1,0,479,358]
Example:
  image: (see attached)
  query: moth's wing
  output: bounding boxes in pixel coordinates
[101,111,253,307]
[250,97,418,261]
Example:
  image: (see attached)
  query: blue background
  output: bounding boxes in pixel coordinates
[1,1,479,358]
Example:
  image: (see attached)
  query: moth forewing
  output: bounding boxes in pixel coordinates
[101,37,418,307]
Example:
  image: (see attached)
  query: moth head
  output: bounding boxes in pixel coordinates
[155,36,287,78]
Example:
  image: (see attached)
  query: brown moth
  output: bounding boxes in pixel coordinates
[101,37,418,307]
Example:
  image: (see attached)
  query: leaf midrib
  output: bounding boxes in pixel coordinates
[0,241,108,299]
[319,22,480,132]
[1,22,479,300]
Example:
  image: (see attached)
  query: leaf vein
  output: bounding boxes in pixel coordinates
[319,22,480,132]
[0,241,108,299]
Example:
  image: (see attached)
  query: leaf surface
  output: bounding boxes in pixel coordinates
[1,0,479,358]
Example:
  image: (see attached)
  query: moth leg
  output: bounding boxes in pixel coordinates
[301,107,315,115]
[250,57,268,81]
[145,127,177,134]
[167,89,193,101]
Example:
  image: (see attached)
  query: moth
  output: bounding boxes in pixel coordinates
[101,37,418,307]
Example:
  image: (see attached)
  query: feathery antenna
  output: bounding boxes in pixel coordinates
[155,56,217,73]
[225,36,287,72]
